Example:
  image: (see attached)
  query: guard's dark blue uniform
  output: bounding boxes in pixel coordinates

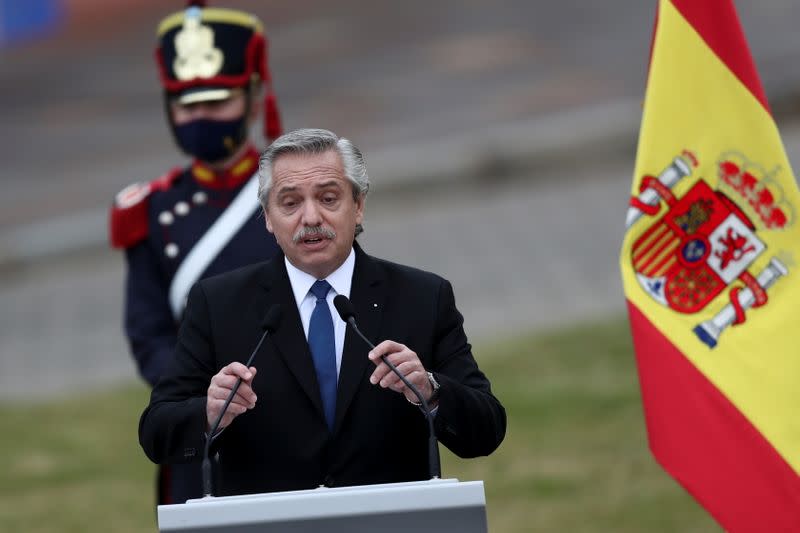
[110,146,279,503]
[112,1,283,506]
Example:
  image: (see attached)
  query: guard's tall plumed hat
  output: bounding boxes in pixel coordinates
[155,1,282,141]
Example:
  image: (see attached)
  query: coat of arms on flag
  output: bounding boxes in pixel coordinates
[625,150,793,348]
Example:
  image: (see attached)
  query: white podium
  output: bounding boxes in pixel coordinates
[157,478,487,532]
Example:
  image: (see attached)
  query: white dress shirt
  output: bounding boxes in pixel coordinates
[284,248,355,377]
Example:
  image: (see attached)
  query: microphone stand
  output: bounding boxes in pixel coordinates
[344,316,441,479]
[202,312,279,498]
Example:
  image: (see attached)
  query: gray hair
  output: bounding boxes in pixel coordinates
[257,128,370,235]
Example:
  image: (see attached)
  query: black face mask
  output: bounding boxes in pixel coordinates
[172,116,248,163]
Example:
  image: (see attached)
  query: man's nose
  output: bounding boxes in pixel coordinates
[300,200,323,226]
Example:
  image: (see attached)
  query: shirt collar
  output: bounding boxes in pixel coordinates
[285,248,356,308]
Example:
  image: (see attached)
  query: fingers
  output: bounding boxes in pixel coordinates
[368,340,404,364]
[368,341,429,398]
[206,364,258,431]
[222,362,256,381]
[210,372,257,406]
[207,386,255,416]
[375,361,423,390]
[369,341,411,384]
[207,398,247,431]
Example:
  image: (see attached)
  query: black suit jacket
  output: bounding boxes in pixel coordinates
[139,244,506,496]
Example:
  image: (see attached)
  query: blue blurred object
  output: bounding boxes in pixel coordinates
[0,0,63,45]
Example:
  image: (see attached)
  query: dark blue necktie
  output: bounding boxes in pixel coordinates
[308,280,337,431]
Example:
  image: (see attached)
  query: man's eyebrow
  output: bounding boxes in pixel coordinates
[274,178,343,195]
[314,179,344,189]
[275,185,298,195]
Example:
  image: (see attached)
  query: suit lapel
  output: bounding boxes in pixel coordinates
[334,245,386,433]
[259,256,324,417]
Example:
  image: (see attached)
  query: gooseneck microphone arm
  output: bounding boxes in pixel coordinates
[333,295,441,479]
[202,305,282,498]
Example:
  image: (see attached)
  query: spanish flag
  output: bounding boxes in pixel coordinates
[620,0,800,530]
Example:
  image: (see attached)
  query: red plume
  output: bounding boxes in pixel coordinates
[264,90,282,142]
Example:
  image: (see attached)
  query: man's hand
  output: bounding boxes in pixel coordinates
[368,340,434,405]
[206,363,258,432]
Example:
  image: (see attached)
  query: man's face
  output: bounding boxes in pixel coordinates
[265,149,364,279]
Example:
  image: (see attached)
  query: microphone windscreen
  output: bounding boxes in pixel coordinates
[333,295,356,322]
[261,304,283,332]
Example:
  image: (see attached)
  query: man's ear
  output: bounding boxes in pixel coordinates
[355,195,365,225]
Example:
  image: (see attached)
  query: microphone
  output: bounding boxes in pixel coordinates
[202,304,283,498]
[333,295,441,479]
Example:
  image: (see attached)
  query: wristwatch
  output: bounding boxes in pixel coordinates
[408,371,440,406]
[427,371,441,403]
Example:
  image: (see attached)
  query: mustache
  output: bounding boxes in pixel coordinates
[292,225,336,243]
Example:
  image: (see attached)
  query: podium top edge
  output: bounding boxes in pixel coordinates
[180,478,476,506]
[159,479,486,529]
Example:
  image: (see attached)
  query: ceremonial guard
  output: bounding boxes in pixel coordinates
[108,2,282,504]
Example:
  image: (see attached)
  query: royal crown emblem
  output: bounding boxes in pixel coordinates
[625,150,794,348]
[173,7,224,81]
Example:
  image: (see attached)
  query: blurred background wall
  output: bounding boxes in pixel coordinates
[1,0,799,396]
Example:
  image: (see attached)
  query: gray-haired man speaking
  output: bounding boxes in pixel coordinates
[139,128,506,496]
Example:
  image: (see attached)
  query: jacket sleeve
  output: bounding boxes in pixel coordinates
[139,278,218,464]
[123,243,179,386]
[430,279,507,458]
[139,282,217,465]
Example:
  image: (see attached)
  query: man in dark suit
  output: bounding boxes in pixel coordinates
[139,128,506,496]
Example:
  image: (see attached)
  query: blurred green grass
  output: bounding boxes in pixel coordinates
[0,383,154,532]
[0,317,719,532]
